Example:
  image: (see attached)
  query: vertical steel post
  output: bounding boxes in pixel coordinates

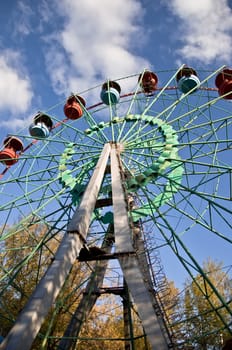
[123,279,135,350]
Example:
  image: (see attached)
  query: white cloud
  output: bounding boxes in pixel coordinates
[44,48,70,95]
[38,0,52,24]
[13,1,34,36]
[0,114,34,131]
[0,50,33,118]
[167,0,232,64]
[44,0,151,96]
[12,0,51,36]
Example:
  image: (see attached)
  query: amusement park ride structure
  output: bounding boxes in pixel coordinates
[0,66,232,349]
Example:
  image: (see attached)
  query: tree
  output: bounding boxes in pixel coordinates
[0,221,54,335]
[182,259,232,349]
[0,219,89,349]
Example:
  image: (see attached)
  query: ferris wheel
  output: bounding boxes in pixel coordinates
[0,66,232,350]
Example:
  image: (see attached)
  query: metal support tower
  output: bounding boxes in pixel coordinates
[0,143,171,350]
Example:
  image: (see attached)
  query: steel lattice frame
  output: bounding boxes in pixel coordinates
[0,66,232,349]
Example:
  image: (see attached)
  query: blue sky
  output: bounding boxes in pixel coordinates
[0,0,231,132]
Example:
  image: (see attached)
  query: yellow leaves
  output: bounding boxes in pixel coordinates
[183,258,232,347]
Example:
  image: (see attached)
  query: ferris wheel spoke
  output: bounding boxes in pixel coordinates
[155,208,232,316]
[84,112,109,143]
[168,190,232,242]
[142,66,184,116]
[175,191,232,234]
[120,118,143,143]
